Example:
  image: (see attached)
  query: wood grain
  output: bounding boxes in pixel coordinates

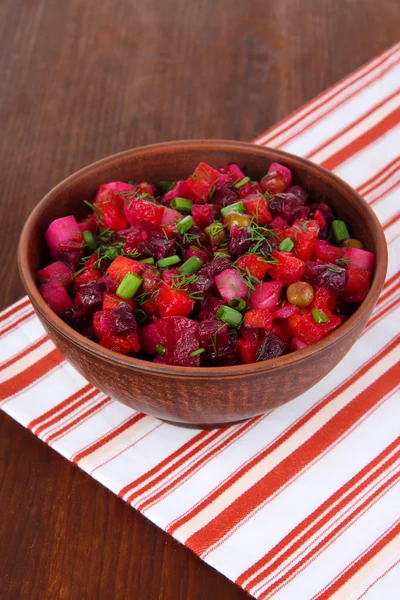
[0,0,398,597]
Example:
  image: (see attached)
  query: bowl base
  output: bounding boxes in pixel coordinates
[160,417,250,429]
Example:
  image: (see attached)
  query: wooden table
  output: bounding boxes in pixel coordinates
[0,1,398,597]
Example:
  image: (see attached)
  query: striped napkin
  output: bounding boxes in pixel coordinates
[1,43,399,599]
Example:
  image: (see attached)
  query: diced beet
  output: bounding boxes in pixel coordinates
[145,237,176,260]
[227,163,246,182]
[140,322,165,355]
[192,204,214,228]
[267,162,292,188]
[269,251,306,284]
[295,310,341,345]
[288,205,312,224]
[340,267,371,303]
[229,224,252,258]
[126,330,140,353]
[200,319,229,352]
[344,248,375,272]
[78,213,98,235]
[93,310,114,338]
[244,309,273,329]
[164,180,199,204]
[273,304,299,319]
[99,334,131,354]
[239,325,259,343]
[109,304,137,336]
[188,274,215,297]
[45,216,83,258]
[313,210,326,229]
[75,280,106,312]
[203,330,238,366]
[215,268,247,302]
[198,296,224,321]
[211,184,238,207]
[268,192,303,222]
[287,185,308,204]
[124,228,150,255]
[176,225,209,249]
[269,216,289,230]
[250,280,284,311]
[199,256,232,279]
[310,286,338,313]
[309,202,334,223]
[159,206,181,225]
[64,307,93,332]
[185,163,221,203]
[184,245,213,264]
[161,267,180,285]
[155,285,194,318]
[237,337,259,364]
[237,181,263,199]
[290,337,307,351]
[256,330,289,361]
[124,198,164,227]
[95,181,136,208]
[39,280,72,315]
[303,260,348,292]
[314,240,345,263]
[94,190,128,231]
[37,261,73,286]
[272,320,290,341]
[162,316,201,366]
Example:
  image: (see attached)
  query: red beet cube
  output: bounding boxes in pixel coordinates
[238,338,259,364]
[39,280,72,315]
[340,267,371,303]
[155,285,194,317]
[295,311,341,345]
[244,309,273,329]
[192,204,214,228]
[37,261,73,286]
[243,196,272,225]
[268,251,306,284]
[185,162,220,202]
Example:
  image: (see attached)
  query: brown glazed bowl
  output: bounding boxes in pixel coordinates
[19,140,387,427]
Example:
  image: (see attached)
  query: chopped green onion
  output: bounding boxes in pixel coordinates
[279,238,294,252]
[140,257,155,264]
[216,305,243,328]
[234,176,250,189]
[311,308,330,324]
[228,298,247,312]
[157,255,181,268]
[179,256,203,274]
[177,215,194,235]
[116,272,143,299]
[220,202,245,217]
[170,197,193,213]
[158,181,174,194]
[82,230,97,252]
[190,348,205,357]
[155,343,166,356]
[332,220,350,243]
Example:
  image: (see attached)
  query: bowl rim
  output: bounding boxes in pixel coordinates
[18,139,388,379]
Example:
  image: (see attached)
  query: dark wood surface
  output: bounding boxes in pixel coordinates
[0,1,398,598]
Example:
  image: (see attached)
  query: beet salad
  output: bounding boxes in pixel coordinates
[37,161,375,367]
